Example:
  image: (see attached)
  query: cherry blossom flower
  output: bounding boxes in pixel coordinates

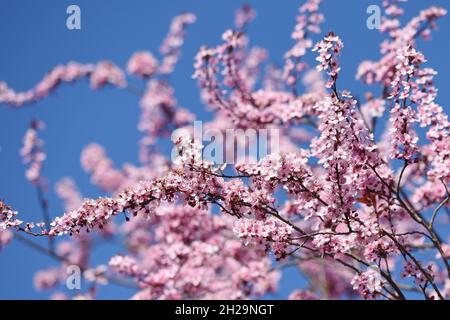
[138,80,194,163]
[20,120,46,184]
[351,268,385,300]
[233,217,293,259]
[0,201,23,230]
[234,4,256,30]
[81,143,125,192]
[90,61,126,89]
[109,255,140,276]
[127,51,158,78]
[34,268,61,291]
[401,260,435,287]
[55,177,83,211]
[284,0,324,89]
[0,229,13,250]
[159,13,196,74]
[312,32,343,89]
[0,62,94,107]
[389,104,419,162]
[288,290,320,300]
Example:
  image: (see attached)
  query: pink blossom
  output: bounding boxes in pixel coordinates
[0,229,13,250]
[127,51,158,78]
[233,217,293,259]
[138,80,194,163]
[20,120,46,184]
[83,265,108,285]
[90,61,126,89]
[159,13,196,74]
[109,255,139,276]
[0,62,94,107]
[81,143,125,192]
[50,292,68,300]
[234,4,256,30]
[389,104,419,162]
[444,279,450,299]
[288,290,319,300]
[401,260,435,287]
[351,268,385,300]
[33,268,61,291]
[112,205,278,299]
[0,201,23,230]
[312,32,343,89]
[55,177,83,211]
[284,0,324,88]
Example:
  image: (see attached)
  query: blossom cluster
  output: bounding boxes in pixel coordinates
[159,13,196,74]
[284,0,324,88]
[312,32,343,89]
[351,268,385,300]
[20,120,46,184]
[127,51,159,78]
[0,201,22,230]
[0,61,127,107]
[107,205,279,299]
[233,217,293,259]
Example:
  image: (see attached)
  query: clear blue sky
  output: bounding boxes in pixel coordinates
[0,0,449,299]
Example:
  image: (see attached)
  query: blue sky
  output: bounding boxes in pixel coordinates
[0,0,449,299]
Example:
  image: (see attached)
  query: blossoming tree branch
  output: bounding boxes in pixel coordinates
[1,0,450,300]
